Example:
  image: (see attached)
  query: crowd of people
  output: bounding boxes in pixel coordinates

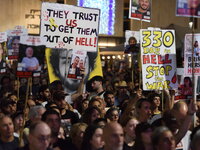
[0,58,199,150]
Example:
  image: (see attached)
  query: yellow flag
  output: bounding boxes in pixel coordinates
[88,47,103,80]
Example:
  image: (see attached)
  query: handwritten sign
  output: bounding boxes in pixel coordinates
[140,29,177,90]
[184,34,200,75]
[40,2,100,52]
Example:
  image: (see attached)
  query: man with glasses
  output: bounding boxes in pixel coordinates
[42,109,68,150]
[18,121,52,150]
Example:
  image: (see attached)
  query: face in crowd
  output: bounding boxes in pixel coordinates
[91,80,102,91]
[0,116,14,141]
[103,122,124,150]
[28,122,51,150]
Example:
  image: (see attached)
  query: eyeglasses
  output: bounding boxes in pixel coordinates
[35,135,51,143]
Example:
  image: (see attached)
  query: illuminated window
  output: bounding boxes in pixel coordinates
[78,0,115,35]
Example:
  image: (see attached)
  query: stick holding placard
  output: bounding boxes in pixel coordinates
[19,77,31,147]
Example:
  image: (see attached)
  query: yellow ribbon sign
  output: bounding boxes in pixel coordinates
[49,18,58,29]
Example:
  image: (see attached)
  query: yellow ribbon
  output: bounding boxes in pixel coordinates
[49,18,58,29]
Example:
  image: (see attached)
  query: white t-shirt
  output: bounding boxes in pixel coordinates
[176,130,191,150]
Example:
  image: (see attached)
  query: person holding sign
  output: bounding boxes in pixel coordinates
[136,0,151,18]
[21,47,39,72]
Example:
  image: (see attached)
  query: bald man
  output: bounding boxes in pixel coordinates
[103,122,124,150]
[18,121,52,150]
[171,101,188,125]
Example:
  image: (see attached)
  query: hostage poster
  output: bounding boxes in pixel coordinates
[184,34,200,75]
[129,0,151,22]
[7,26,28,60]
[68,50,87,80]
[40,2,100,52]
[0,32,7,74]
[176,0,200,18]
[17,36,46,77]
[140,29,178,90]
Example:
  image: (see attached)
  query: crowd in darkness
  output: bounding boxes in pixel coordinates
[0,57,200,150]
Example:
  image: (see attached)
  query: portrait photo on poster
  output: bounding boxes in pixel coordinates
[184,34,200,76]
[68,50,87,80]
[49,48,97,94]
[176,0,200,17]
[175,69,193,100]
[0,42,7,74]
[7,36,20,60]
[17,44,45,73]
[129,0,151,22]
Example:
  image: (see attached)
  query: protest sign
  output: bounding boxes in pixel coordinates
[175,68,193,100]
[129,0,151,22]
[125,30,140,46]
[0,32,7,43]
[124,30,140,53]
[0,43,7,74]
[0,32,8,74]
[7,26,28,60]
[140,28,177,90]
[17,36,45,77]
[46,47,102,94]
[67,50,87,80]
[40,2,100,52]
[184,34,200,75]
[176,0,200,18]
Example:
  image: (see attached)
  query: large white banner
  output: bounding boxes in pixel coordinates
[40,2,100,52]
[140,28,177,90]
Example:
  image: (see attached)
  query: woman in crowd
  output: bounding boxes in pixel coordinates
[81,106,101,125]
[81,124,104,150]
[120,116,139,150]
[134,122,153,150]
[105,107,120,122]
[148,93,161,116]
[152,126,176,150]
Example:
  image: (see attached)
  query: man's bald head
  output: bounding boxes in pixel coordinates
[172,101,188,124]
[103,122,124,150]
[29,121,51,150]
